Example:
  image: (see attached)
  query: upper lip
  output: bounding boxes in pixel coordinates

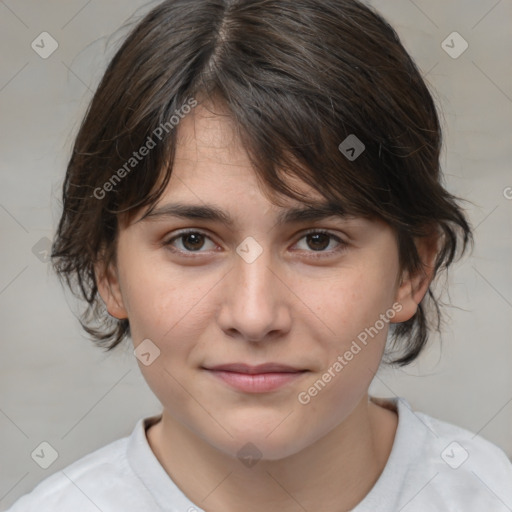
[204,363,306,374]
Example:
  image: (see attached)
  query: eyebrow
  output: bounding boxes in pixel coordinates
[136,201,352,227]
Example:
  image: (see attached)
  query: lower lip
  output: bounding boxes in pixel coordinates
[205,369,307,393]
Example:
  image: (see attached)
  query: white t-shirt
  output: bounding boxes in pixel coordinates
[5,397,512,511]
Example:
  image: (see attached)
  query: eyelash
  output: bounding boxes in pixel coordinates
[162,229,348,259]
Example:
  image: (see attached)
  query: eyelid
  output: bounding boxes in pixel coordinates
[162,227,348,257]
[163,228,217,255]
[292,228,348,257]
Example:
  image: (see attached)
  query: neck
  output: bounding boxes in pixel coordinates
[146,394,397,512]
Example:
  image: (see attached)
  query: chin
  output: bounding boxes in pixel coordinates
[220,436,305,463]
[204,419,312,463]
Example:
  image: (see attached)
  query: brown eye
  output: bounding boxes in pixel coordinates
[294,230,347,258]
[181,232,206,251]
[305,232,331,251]
[164,230,216,255]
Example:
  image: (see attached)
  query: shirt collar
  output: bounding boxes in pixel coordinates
[126,397,419,512]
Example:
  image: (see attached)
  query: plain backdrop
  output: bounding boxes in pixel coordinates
[1,0,511,509]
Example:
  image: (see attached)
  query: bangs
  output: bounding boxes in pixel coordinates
[51,0,473,363]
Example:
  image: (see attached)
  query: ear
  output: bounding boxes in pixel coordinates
[392,230,440,323]
[94,257,128,320]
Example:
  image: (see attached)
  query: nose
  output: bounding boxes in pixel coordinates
[217,244,292,343]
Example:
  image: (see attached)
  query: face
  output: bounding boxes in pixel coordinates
[97,102,430,461]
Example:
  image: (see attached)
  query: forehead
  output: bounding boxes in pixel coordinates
[175,102,245,160]
[168,101,325,202]
[121,103,335,229]
[126,100,378,230]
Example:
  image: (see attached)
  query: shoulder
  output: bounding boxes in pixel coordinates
[5,434,149,511]
[414,405,512,472]
[396,399,512,509]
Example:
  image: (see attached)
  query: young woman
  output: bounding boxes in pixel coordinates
[8,0,512,510]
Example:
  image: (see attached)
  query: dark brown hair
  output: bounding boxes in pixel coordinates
[51,0,473,365]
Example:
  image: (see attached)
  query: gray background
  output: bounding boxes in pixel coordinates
[1,0,511,508]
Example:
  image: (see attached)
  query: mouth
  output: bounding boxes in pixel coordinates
[201,363,309,393]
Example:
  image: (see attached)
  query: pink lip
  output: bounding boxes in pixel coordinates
[205,362,304,374]
[203,363,308,393]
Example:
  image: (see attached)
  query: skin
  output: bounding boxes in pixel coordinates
[96,101,439,512]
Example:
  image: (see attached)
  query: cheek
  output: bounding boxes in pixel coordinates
[119,249,210,343]
[308,264,397,345]
[295,263,397,401]
[120,255,219,392]
[121,261,212,421]
[295,278,391,432]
